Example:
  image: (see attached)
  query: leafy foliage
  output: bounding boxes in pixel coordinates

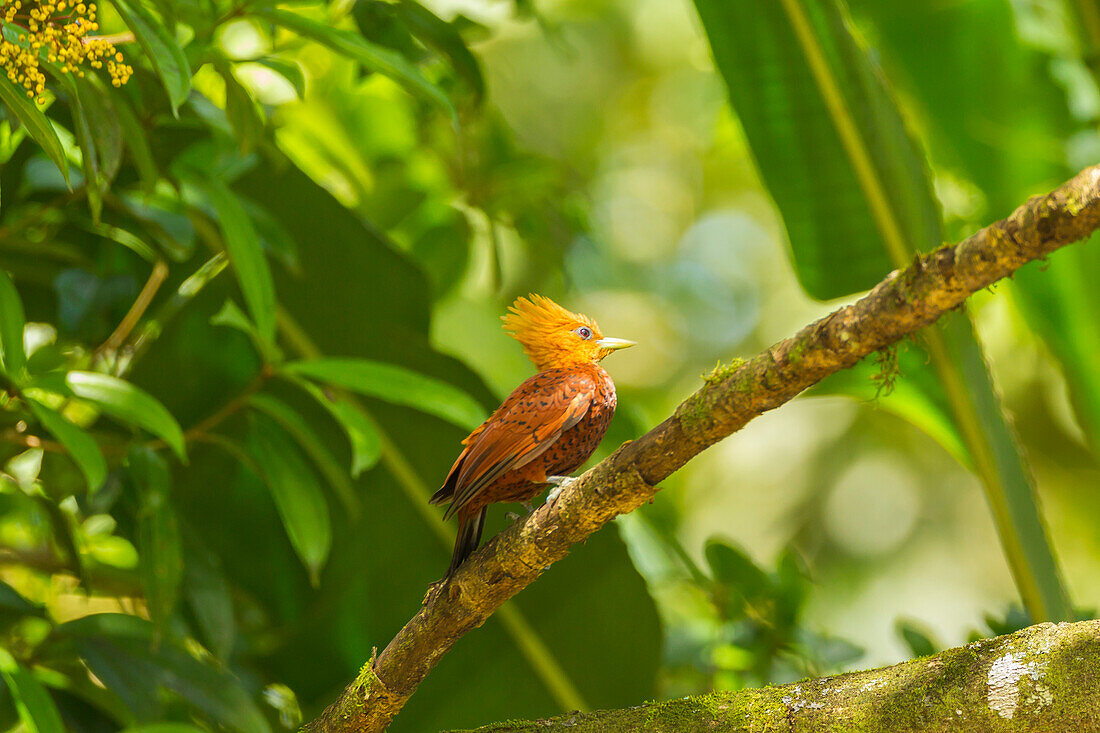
[0,0,659,729]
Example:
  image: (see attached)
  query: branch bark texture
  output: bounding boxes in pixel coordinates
[452,620,1100,732]
[303,165,1100,732]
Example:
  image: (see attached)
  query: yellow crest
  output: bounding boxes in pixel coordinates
[501,294,601,370]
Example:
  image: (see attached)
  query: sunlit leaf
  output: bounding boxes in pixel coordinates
[263,8,455,121]
[254,57,305,99]
[283,358,486,431]
[26,398,107,492]
[65,372,186,461]
[246,414,331,584]
[0,649,63,733]
[218,62,264,154]
[0,78,68,186]
[0,579,43,618]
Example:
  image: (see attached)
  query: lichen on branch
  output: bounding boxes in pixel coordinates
[303,165,1100,733]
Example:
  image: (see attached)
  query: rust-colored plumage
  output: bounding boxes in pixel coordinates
[430,295,635,576]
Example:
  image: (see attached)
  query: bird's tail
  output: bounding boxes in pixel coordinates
[446,508,486,577]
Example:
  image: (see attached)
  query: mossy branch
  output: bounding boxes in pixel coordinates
[450,620,1100,732]
[302,165,1100,733]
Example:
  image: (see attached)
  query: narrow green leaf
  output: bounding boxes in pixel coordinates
[693,0,938,299]
[0,78,69,186]
[53,614,271,733]
[392,0,485,105]
[112,0,192,113]
[182,537,234,661]
[695,0,1071,622]
[65,371,186,461]
[0,649,64,733]
[189,177,275,344]
[291,378,381,478]
[0,269,26,378]
[254,57,305,99]
[113,93,158,191]
[262,8,455,120]
[246,414,331,583]
[704,539,771,612]
[121,725,208,733]
[210,299,258,338]
[74,77,122,181]
[0,579,44,617]
[63,76,103,222]
[127,446,183,635]
[218,62,265,154]
[26,399,107,492]
[283,358,486,431]
[248,393,360,516]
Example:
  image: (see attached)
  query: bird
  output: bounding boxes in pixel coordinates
[429,294,635,578]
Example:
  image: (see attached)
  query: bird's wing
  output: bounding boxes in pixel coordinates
[443,371,596,518]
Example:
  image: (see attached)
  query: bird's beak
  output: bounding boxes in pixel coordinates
[596,337,636,351]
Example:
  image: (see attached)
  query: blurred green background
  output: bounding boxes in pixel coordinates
[0,0,1097,729]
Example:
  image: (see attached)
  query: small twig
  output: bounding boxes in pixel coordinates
[96,260,169,357]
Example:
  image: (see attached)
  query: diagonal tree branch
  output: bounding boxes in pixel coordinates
[449,620,1100,732]
[303,165,1100,732]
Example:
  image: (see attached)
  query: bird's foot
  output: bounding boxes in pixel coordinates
[545,475,578,505]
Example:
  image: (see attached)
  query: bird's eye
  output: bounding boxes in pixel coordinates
[575,326,592,340]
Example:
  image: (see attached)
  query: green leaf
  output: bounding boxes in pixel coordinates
[74,76,122,182]
[113,94,158,191]
[695,0,1071,623]
[26,399,107,492]
[246,414,331,584]
[182,537,234,661]
[121,725,208,733]
[112,0,192,113]
[0,579,43,618]
[62,76,103,222]
[291,378,381,478]
[896,619,937,658]
[283,358,487,431]
[189,177,276,344]
[0,269,26,378]
[262,8,455,121]
[248,393,360,516]
[0,649,64,733]
[253,57,305,99]
[52,614,270,732]
[704,538,771,615]
[692,0,938,300]
[218,62,265,155]
[127,446,183,636]
[65,372,186,461]
[376,0,485,105]
[0,79,69,186]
